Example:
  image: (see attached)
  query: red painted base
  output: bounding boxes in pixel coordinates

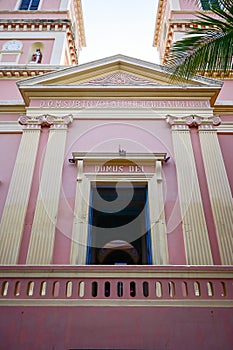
[0,306,232,349]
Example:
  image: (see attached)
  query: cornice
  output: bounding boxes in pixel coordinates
[153,0,165,47]
[18,85,221,106]
[214,105,233,114]
[0,18,71,31]
[0,105,25,113]
[0,64,63,78]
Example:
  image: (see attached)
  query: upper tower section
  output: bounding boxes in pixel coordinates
[153,0,213,65]
[0,0,86,66]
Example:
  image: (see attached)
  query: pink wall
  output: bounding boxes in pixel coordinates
[19,39,54,64]
[0,113,21,122]
[190,128,221,264]
[218,133,233,195]
[0,133,22,220]
[163,158,186,264]
[41,0,61,11]
[216,80,233,101]
[0,305,232,349]
[0,39,54,65]
[65,119,173,154]
[0,80,23,101]
[179,0,199,10]
[0,0,16,11]
[53,157,77,264]
[0,12,67,19]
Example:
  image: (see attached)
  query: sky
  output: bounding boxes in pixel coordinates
[79,0,160,64]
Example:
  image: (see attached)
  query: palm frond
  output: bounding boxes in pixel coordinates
[166,1,233,81]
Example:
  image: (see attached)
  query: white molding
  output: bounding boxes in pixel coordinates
[215,100,233,105]
[59,0,70,11]
[170,0,181,10]
[26,108,214,120]
[217,123,233,133]
[0,122,22,133]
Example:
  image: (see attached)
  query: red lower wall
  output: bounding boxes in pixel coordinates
[0,305,232,350]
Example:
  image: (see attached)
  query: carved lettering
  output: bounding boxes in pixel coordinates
[94,165,144,173]
[36,99,210,109]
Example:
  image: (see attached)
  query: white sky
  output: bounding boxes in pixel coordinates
[79,0,160,64]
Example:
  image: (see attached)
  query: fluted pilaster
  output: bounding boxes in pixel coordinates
[26,115,72,264]
[148,161,168,264]
[167,115,213,265]
[0,122,41,264]
[70,160,91,264]
[199,124,233,265]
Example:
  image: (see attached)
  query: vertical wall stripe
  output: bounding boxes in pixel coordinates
[0,127,41,264]
[199,128,233,265]
[172,126,213,264]
[70,166,90,265]
[148,161,169,264]
[26,126,69,264]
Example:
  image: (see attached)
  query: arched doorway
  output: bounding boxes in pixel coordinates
[98,240,139,265]
[102,250,135,264]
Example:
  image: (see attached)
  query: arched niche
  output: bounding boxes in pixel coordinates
[28,42,44,63]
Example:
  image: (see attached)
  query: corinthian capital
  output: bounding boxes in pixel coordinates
[18,114,73,128]
[166,114,221,128]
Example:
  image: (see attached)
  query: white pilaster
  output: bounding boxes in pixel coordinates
[26,115,72,264]
[199,125,233,265]
[0,123,41,264]
[70,162,90,265]
[167,116,213,265]
[148,161,169,264]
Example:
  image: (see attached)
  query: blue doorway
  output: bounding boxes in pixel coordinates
[87,184,152,265]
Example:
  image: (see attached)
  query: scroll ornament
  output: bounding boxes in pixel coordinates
[18,114,73,127]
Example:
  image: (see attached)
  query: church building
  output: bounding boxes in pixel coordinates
[0,1,232,349]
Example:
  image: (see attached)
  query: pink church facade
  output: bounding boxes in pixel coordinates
[0,1,232,349]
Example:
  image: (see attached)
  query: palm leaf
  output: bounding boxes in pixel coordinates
[166,0,233,80]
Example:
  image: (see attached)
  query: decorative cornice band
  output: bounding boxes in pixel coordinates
[0,67,55,78]
[18,114,73,127]
[0,19,71,33]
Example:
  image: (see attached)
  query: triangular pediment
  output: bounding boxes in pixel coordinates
[18,54,222,87]
[78,71,160,86]
[17,55,222,105]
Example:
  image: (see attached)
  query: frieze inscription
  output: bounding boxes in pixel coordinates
[37,99,210,109]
